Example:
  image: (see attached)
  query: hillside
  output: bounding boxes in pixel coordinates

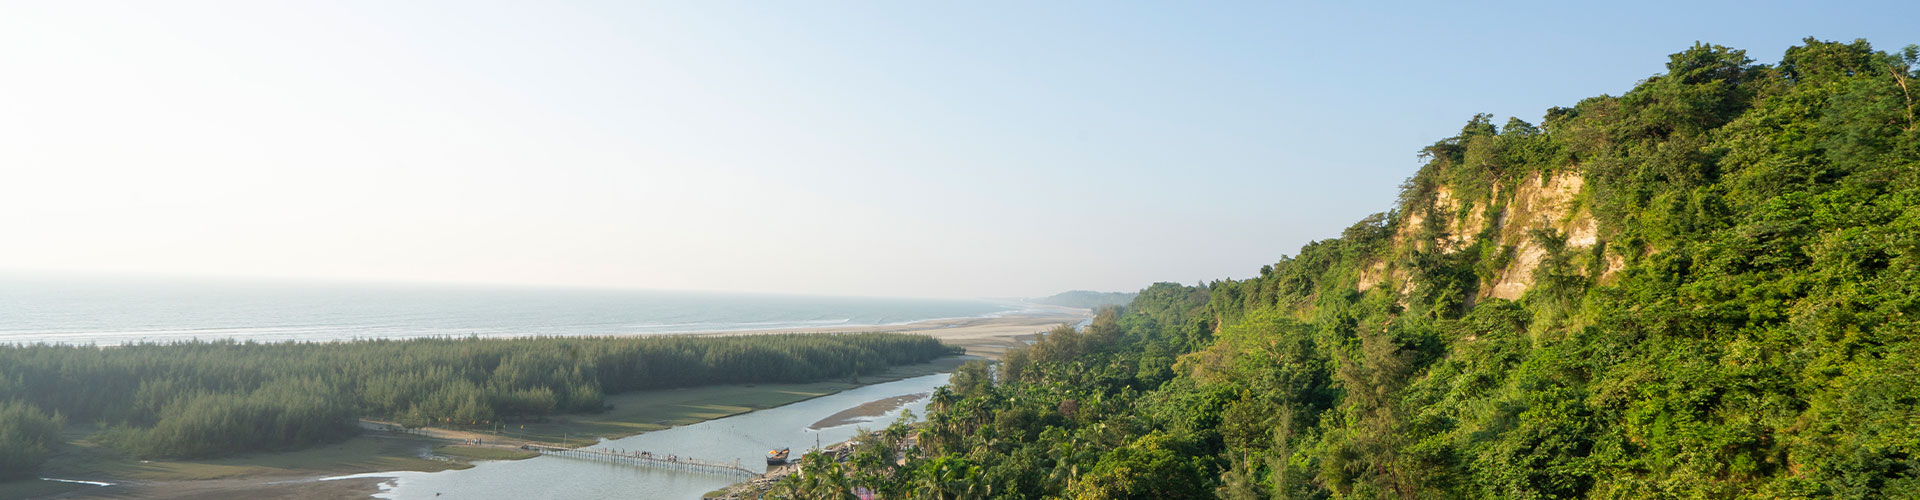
[1030,290,1140,309]
[811,38,1919,499]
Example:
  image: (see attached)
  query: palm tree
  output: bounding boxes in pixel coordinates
[767,477,801,499]
[795,451,857,500]
[912,455,983,500]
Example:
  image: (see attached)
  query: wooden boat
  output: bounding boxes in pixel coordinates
[766,447,791,466]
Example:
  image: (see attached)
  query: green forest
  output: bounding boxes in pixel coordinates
[1031,291,1140,309]
[0,333,956,479]
[766,38,1920,499]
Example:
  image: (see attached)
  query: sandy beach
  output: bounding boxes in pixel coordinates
[691,304,1089,360]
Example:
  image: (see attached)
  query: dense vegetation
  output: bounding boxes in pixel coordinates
[774,39,1920,499]
[1030,290,1140,309]
[0,401,62,481]
[0,333,957,473]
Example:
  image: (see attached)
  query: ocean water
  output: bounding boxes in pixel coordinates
[0,275,1018,346]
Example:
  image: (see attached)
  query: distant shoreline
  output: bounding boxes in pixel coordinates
[0,277,1038,347]
[1,303,1087,355]
[682,304,1089,360]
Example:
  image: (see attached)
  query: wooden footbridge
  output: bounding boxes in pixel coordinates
[525,444,758,478]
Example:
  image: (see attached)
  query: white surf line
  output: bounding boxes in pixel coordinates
[39,477,115,487]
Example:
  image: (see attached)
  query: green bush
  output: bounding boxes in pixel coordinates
[0,400,63,481]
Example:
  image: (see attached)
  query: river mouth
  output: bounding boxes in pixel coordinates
[329,372,950,500]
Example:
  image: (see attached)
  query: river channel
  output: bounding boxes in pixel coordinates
[331,372,951,499]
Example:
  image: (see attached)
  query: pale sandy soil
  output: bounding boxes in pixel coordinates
[691,305,1089,360]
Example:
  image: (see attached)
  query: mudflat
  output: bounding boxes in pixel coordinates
[8,433,459,500]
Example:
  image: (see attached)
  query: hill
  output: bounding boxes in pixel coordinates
[872,38,1920,499]
[1029,290,1139,309]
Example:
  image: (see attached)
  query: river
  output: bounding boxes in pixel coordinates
[330,372,951,499]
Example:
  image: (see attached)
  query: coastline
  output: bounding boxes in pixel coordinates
[6,307,1083,499]
[685,304,1088,360]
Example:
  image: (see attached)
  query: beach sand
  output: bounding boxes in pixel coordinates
[693,304,1088,360]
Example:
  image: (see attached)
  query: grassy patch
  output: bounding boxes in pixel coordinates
[0,479,90,500]
[37,432,467,483]
[433,445,538,461]
[462,356,969,445]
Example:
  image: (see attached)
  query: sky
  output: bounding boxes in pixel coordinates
[1,1,1915,299]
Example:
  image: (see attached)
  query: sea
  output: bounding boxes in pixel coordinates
[0,274,1021,346]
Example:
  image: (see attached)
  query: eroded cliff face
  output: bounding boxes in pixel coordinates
[1485,172,1592,300]
[1358,170,1611,302]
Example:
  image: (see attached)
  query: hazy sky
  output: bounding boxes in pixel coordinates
[2,1,1914,298]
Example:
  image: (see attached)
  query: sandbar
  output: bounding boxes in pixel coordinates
[809,392,929,430]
